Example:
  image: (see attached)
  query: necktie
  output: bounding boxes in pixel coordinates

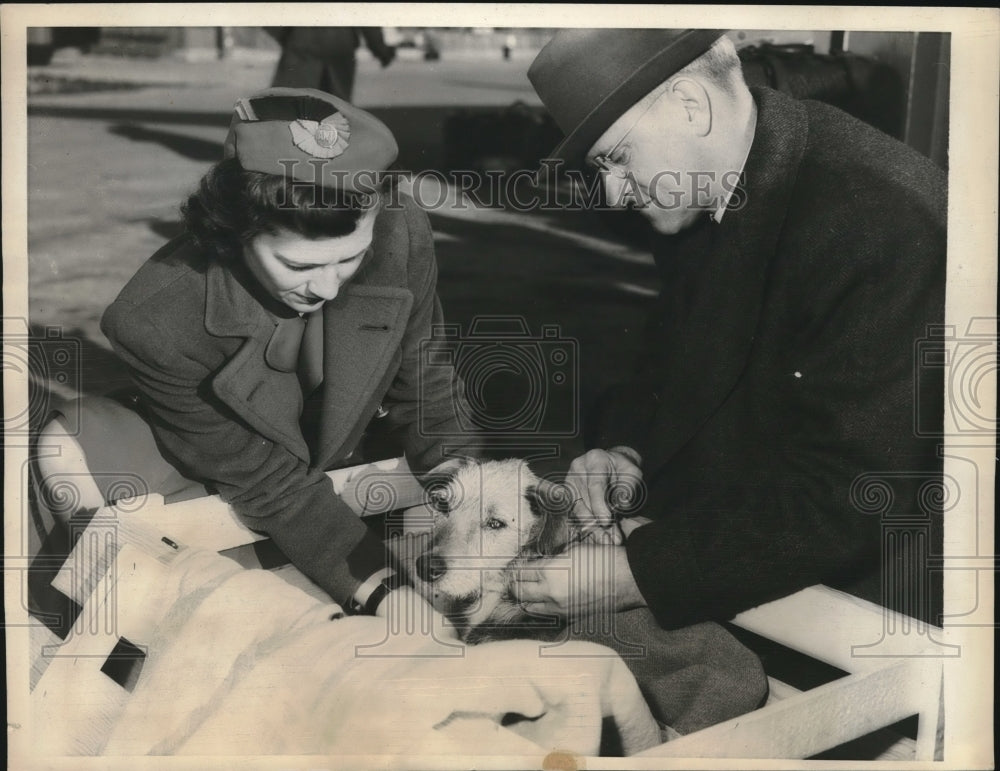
[262,310,325,457]
[297,309,324,395]
[298,311,325,459]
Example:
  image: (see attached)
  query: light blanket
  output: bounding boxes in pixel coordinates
[97,547,661,757]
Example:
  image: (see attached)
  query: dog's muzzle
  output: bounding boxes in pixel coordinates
[415,552,448,583]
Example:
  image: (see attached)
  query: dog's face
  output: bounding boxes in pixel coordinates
[408,458,569,632]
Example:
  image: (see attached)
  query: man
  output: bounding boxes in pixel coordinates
[516,29,946,629]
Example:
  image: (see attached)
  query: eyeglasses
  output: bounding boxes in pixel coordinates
[587,88,668,179]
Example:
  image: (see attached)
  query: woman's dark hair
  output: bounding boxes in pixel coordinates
[181,158,389,262]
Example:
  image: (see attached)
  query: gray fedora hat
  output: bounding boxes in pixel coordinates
[528,28,726,166]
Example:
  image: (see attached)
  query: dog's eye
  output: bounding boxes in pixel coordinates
[484,518,507,530]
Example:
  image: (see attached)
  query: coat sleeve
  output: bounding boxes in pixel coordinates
[622,193,946,629]
[586,309,671,453]
[373,198,481,474]
[101,303,387,609]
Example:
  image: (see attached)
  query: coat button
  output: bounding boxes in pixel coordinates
[375,404,389,419]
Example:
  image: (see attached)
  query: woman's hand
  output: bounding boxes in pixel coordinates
[564,447,644,544]
[512,542,645,621]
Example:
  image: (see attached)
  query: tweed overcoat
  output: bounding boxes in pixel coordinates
[592,87,947,628]
[102,194,468,605]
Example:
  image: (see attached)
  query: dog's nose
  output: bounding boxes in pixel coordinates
[416,553,447,583]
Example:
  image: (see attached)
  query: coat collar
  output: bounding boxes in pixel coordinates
[641,87,808,473]
[204,255,295,339]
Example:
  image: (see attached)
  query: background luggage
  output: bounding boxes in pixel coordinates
[442,43,908,177]
[738,42,907,139]
[443,100,563,174]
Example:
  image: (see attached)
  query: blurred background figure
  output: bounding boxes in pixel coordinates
[502,33,517,60]
[26,26,100,65]
[265,27,396,101]
[215,27,235,60]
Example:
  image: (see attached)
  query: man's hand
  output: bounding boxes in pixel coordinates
[565,447,644,543]
[512,542,645,620]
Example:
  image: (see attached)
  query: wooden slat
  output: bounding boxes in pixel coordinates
[765,677,801,703]
[729,587,945,759]
[763,677,916,760]
[637,658,939,759]
[731,584,957,672]
[51,497,191,605]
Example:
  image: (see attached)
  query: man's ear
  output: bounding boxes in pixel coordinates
[524,481,572,556]
[669,77,712,137]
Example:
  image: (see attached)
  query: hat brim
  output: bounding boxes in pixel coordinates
[543,29,726,169]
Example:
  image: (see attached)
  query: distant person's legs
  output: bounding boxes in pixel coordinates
[270,27,361,101]
[271,49,326,90]
[319,54,357,102]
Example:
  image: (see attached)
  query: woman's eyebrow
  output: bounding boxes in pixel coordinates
[275,254,316,269]
[276,248,367,268]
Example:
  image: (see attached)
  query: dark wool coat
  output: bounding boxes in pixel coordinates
[592,87,947,629]
[102,195,470,606]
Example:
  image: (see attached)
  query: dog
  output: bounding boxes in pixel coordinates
[401,458,576,643]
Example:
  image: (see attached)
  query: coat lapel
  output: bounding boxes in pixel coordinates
[313,284,413,468]
[204,259,312,462]
[641,88,808,475]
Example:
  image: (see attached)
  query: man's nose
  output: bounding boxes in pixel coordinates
[606,173,651,210]
[603,174,633,208]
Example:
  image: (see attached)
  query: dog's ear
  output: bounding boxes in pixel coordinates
[420,457,474,515]
[524,480,573,556]
[425,456,474,476]
[422,456,475,482]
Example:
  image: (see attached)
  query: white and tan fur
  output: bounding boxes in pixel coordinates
[404,458,572,643]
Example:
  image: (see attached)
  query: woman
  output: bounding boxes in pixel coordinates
[44,87,473,623]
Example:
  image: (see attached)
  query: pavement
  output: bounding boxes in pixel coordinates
[28,46,545,108]
[24,49,659,468]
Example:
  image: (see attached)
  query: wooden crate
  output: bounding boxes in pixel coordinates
[31,462,945,760]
